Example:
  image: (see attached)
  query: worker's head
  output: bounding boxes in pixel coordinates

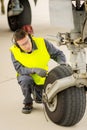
[13,29,32,52]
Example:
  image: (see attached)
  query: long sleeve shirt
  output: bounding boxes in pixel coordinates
[11,39,66,75]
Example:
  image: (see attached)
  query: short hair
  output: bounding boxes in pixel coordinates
[13,29,28,42]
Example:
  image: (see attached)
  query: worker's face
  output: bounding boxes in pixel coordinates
[17,35,32,52]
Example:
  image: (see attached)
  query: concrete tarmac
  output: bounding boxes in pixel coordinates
[0,0,87,130]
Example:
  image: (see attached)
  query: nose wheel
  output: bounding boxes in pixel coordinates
[44,65,86,126]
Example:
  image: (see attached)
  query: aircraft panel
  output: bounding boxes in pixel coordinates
[49,0,74,31]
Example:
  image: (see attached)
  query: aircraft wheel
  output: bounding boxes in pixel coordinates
[44,65,86,126]
[7,0,31,31]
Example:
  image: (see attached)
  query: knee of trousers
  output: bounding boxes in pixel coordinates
[18,75,34,88]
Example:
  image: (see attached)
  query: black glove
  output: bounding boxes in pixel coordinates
[32,68,48,77]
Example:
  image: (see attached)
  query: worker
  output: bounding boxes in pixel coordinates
[10,29,66,114]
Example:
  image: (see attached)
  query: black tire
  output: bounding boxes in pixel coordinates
[44,65,86,126]
[7,0,32,31]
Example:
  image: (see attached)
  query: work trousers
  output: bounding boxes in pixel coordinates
[17,75,43,104]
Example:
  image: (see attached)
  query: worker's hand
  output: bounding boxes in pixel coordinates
[31,68,48,77]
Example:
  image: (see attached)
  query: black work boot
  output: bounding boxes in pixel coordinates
[22,103,33,114]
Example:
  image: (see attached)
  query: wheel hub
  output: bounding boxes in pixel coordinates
[45,84,58,112]
[46,95,57,112]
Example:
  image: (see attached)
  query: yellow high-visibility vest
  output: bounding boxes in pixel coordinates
[10,37,50,85]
